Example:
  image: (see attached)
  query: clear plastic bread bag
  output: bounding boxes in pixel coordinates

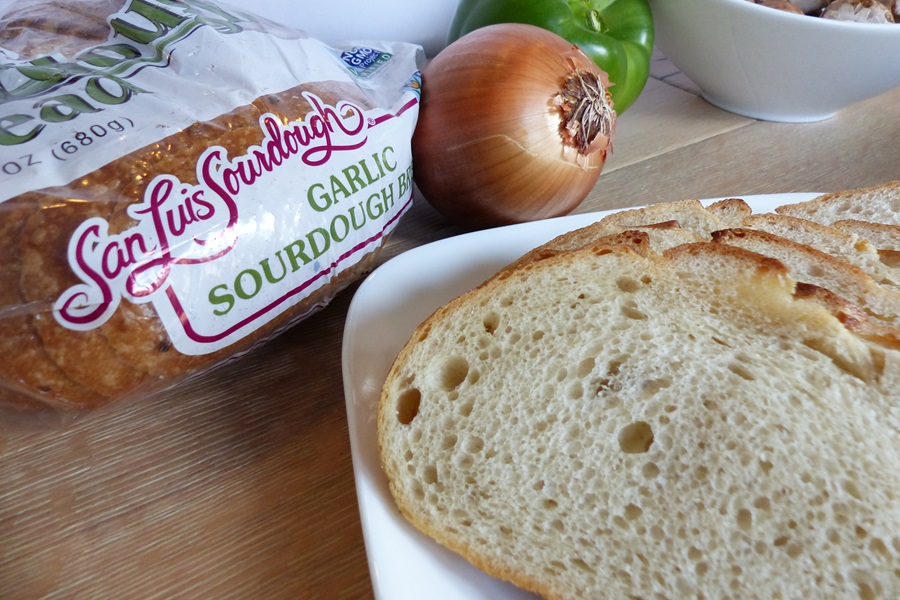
[0,0,423,421]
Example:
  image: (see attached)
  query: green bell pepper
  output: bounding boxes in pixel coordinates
[447,0,654,113]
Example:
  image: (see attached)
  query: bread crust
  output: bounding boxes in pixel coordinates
[0,0,123,59]
[0,197,107,408]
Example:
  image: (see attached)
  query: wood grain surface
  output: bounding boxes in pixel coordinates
[2,55,898,599]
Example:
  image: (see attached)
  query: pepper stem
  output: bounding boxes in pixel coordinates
[567,0,611,33]
[587,9,607,33]
[555,69,615,156]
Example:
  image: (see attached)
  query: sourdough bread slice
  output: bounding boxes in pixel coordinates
[834,220,900,254]
[775,180,900,226]
[500,201,900,334]
[489,197,900,356]
[593,198,750,237]
[378,240,900,600]
[498,197,749,277]
[711,228,900,329]
[741,213,900,293]
[501,221,702,275]
[775,183,900,265]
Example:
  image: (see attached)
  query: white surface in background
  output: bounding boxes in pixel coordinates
[249,0,460,57]
[0,0,459,57]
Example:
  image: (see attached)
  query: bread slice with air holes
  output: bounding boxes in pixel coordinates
[377,239,900,600]
[775,182,900,264]
[831,220,900,253]
[586,193,899,270]
[831,220,900,271]
[501,220,703,275]
[496,197,751,278]
[591,197,751,237]
[501,196,900,331]
[740,212,900,293]
[711,228,900,332]
[775,180,900,227]
[497,200,900,340]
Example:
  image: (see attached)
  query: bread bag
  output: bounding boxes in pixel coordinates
[0,0,423,414]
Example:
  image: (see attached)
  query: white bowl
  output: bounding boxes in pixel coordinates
[648,0,900,122]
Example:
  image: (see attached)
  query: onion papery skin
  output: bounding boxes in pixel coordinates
[412,23,614,229]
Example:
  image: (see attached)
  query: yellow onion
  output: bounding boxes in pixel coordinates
[412,23,615,229]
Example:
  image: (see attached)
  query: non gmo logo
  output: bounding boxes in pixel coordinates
[340,47,391,78]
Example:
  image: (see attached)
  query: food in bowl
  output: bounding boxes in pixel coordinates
[751,0,805,13]
[751,0,899,21]
[648,0,900,121]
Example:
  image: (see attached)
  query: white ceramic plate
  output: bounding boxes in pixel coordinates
[341,193,818,599]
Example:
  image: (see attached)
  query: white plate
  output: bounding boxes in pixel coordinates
[341,193,818,599]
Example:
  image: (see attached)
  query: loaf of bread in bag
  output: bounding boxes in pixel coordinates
[0,1,395,410]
